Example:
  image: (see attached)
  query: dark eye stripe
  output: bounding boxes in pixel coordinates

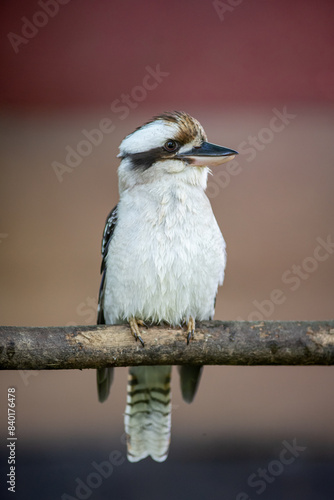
[124,147,165,170]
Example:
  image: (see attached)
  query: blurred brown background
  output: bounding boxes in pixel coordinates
[1,1,334,499]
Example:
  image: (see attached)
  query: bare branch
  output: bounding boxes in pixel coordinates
[1,321,334,370]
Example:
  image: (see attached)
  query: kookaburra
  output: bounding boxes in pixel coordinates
[96,111,237,462]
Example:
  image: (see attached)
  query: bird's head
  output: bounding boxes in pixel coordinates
[117,111,238,192]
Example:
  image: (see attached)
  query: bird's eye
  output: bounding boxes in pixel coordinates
[163,140,178,152]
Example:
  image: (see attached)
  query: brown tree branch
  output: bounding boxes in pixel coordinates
[0,321,334,370]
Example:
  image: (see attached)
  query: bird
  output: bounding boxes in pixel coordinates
[96,111,237,462]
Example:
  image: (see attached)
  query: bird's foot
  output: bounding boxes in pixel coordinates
[186,317,195,345]
[129,317,145,347]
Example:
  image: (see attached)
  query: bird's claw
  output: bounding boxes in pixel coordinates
[186,317,195,345]
[137,319,148,329]
[187,329,194,345]
[129,317,145,347]
[137,335,145,347]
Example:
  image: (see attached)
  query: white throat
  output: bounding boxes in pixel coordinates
[118,157,209,194]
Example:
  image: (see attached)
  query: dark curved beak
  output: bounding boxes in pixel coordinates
[176,141,238,166]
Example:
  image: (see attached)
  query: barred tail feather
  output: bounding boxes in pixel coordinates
[124,365,172,462]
